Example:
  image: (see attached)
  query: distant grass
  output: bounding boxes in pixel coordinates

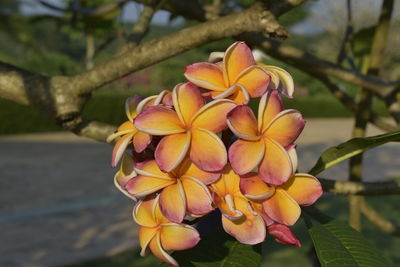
[0,92,389,135]
[65,195,400,267]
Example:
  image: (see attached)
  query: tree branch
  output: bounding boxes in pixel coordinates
[319,178,400,195]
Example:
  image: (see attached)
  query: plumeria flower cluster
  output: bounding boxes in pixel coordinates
[108,42,323,266]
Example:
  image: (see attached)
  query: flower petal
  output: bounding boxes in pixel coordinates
[259,138,293,185]
[139,226,158,256]
[125,95,145,122]
[134,106,185,135]
[212,84,250,105]
[184,62,226,91]
[177,157,220,184]
[114,153,136,200]
[159,181,186,223]
[191,99,236,132]
[282,174,323,206]
[125,175,174,197]
[223,42,255,85]
[251,202,274,226]
[160,223,200,251]
[136,95,158,114]
[111,133,134,168]
[149,232,178,266]
[287,144,298,171]
[234,65,270,97]
[155,132,191,173]
[133,131,151,153]
[214,194,243,220]
[263,188,301,226]
[173,82,205,125]
[135,160,171,179]
[181,176,213,215]
[260,64,294,97]
[263,109,305,146]
[229,139,265,175]
[227,105,259,140]
[210,165,241,197]
[222,197,266,245]
[258,90,284,133]
[239,173,275,201]
[189,128,227,172]
[133,196,158,227]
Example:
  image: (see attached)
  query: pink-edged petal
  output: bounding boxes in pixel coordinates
[189,128,227,172]
[251,202,274,226]
[212,83,250,105]
[258,90,284,133]
[259,138,293,185]
[173,82,205,125]
[125,175,174,198]
[114,153,136,200]
[125,95,145,122]
[159,181,186,223]
[263,188,301,226]
[234,65,270,97]
[155,132,191,173]
[134,160,171,179]
[160,223,200,251]
[222,197,266,245]
[133,131,151,153]
[239,173,275,201]
[223,42,255,85]
[263,109,305,146]
[133,195,158,227]
[184,62,226,91]
[227,105,259,140]
[191,99,236,133]
[111,133,134,168]
[210,165,241,197]
[136,95,158,114]
[148,232,178,266]
[259,64,295,98]
[155,90,172,106]
[134,106,185,135]
[286,144,298,171]
[181,176,213,215]
[229,139,265,175]
[214,194,243,220]
[267,224,301,247]
[282,173,323,206]
[139,226,158,256]
[177,157,220,185]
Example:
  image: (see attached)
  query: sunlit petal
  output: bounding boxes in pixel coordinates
[229,139,264,175]
[258,90,284,133]
[134,160,171,179]
[134,106,185,135]
[223,42,255,85]
[160,223,200,251]
[181,176,213,215]
[282,174,323,206]
[139,226,158,256]
[155,132,191,173]
[177,157,220,184]
[239,173,275,201]
[263,188,301,226]
[173,82,205,125]
[227,105,259,140]
[191,99,236,133]
[189,128,227,172]
[133,196,158,227]
[111,133,134,168]
[263,109,305,146]
[159,181,186,223]
[234,65,270,98]
[149,232,178,266]
[259,138,293,185]
[125,175,174,197]
[184,62,226,91]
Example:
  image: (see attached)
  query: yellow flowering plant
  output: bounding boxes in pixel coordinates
[108,42,323,266]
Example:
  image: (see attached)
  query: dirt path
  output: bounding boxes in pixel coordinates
[0,119,399,267]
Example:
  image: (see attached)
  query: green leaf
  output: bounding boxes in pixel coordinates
[160,230,261,266]
[303,207,394,267]
[309,131,400,175]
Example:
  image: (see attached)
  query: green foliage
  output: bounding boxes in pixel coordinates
[160,231,262,267]
[309,130,400,175]
[303,207,394,267]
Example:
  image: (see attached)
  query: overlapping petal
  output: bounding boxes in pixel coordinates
[160,223,200,251]
[184,62,226,91]
[229,139,265,175]
[149,232,178,266]
[177,158,220,184]
[159,181,186,223]
[133,131,151,153]
[111,133,134,168]
[234,65,270,98]
[125,175,174,197]
[189,128,227,172]
[263,188,301,226]
[133,196,158,227]
[181,176,213,215]
[155,132,191,173]
[173,82,205,125]
[134,106,185,135]
[223,41,255,84]
[114,153,136,200]
[239,173,275,201]
[282,174,323,206]
[227,105,259,140]
[125,95,145,122]
[258,90,284,133]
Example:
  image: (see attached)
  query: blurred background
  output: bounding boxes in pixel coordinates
[0,0,399,266]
